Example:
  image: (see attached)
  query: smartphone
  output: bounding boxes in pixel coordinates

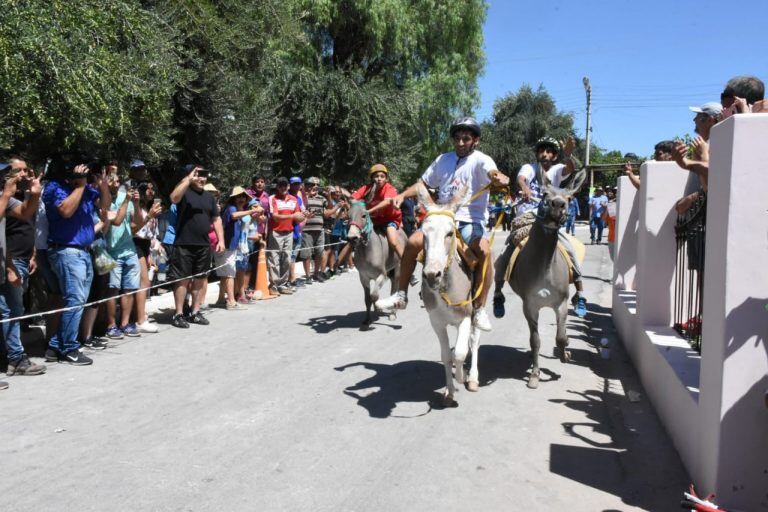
[197,169,210,178]
[153,198,162,207]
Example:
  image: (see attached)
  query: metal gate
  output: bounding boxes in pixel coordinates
[673,191,706,352]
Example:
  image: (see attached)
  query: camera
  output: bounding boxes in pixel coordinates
[196,169,210,178]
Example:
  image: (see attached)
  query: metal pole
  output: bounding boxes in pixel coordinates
[583,77,593,190]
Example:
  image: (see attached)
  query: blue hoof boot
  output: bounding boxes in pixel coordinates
[575,297,587,318]
[493,295,505,318]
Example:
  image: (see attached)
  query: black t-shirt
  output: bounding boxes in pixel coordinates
[6,215,35,259]
[174,188,219,247]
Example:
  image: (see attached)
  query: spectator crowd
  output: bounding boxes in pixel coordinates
[0,156,391,389]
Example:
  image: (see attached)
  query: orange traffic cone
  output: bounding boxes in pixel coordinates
[255,245,277,300]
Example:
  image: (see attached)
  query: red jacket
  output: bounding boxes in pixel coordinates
[352,182,402,228]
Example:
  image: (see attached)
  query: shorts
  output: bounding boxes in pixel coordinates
[109,253,141,290]
[36,249,61,295]
[168,245,211,282]
[87,252,110,305]
[133,237,151,259]
[299,231,324,261]
[214,249,237,278]
[458,221,486,245]
[235,253,251,272]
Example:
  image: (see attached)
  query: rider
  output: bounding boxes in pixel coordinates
[374,117,510,332]
[350,164,404,258]
[491,136,588,318]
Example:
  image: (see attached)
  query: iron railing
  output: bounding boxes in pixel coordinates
[673,191,706,352]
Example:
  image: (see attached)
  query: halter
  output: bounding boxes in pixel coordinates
[534,196,564,233]
[348,200,373,240]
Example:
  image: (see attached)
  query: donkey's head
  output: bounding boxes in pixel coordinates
[346,200,370,246]
[418,182,467,288]
[537,169,587,231]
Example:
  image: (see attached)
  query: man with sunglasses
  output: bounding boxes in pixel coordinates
[375,117,509,332]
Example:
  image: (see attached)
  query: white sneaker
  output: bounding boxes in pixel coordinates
[137,320,159,333]
[473,308,492,332]
[375,291,408,312]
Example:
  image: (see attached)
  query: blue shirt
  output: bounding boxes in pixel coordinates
[589,195,608,219]
[567,198,580,217]
[43,181,101,247]
[162,204,178,245]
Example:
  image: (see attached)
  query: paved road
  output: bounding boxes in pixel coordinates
[1,226,688,511]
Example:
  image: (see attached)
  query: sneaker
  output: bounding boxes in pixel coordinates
[137,320,159,333]
[409,274,420,287]
[106,326,124,339]
[268,286,281,296]
[314,273,326,283]
[250,290,263,300]
[237,296,252,305]
[277,286,294,295]
[304,277,314,285]
[63,349,93,366]
[226,302,247,310]
[473,308,493,332]
[349,267,357,273]
[186,311,210,325]
[82,337,108,350]
[292,280,305,288]
[493,294,506,318]
[375,290,408,312]
[574,296,587,318]
[7,355,47,376]
[45,348,61,362]
[172,314,190,328]
[323,270,334,280]
[122,323,140,337]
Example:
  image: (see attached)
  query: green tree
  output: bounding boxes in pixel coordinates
[0,0,190,161]
[482,84,575,176]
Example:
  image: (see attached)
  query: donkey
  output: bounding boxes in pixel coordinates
[418,184,481,405]
[346,200,407,328]
[508,169,587,389]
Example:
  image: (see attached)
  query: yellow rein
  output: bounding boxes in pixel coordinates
[423,193,505,308]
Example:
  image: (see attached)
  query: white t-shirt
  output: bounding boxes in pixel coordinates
[516,163,567,216]
[421,150,497,224]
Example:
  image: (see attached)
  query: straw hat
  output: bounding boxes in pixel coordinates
[229,185,252,199]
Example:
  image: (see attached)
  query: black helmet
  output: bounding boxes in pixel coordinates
[534,136,560,153]
[450,117,481,138]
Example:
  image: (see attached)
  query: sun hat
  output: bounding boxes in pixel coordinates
[368,163,388,177]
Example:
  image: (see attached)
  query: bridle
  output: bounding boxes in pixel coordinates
[348,200,373,244]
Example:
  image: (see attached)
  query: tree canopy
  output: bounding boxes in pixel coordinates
[0,0,488,190]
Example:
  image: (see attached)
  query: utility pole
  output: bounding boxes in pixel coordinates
[583,76,593,190]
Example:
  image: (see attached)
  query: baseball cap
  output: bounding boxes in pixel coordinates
[129,159,146,169]
[306,176,321,185]
[0,162,11,174]
[689,102,723,118]
[289,176,302,184]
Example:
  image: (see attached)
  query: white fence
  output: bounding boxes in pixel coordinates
[612,114,768,511]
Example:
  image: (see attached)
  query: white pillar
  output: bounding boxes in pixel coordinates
[635,161,690,326]
[613,176,639,290]
[698,114,768,509]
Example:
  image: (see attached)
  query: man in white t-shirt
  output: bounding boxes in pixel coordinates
[375,117,510,331]
[492,136,589,319]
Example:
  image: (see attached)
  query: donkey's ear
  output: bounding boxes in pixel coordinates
[448,184,469,213]
[562,169,587,195]
[416,181,434,208]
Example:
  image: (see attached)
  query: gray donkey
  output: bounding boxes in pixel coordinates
[346,200,407,328]
[507,169,586,389]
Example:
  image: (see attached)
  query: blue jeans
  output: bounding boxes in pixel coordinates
[48,247,93,353]
[590,217,604,242]
[0,257,30,362]
[564,214,576,235]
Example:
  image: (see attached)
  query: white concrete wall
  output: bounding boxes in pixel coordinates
[613,176,639,291]
[636,161,689,326]
[698,114,768,510]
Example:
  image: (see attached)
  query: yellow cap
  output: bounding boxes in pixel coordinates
[369,163,388,177]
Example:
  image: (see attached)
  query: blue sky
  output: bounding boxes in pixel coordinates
[477,0,768,157]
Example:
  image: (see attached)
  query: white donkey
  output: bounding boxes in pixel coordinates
[417,184,481,406]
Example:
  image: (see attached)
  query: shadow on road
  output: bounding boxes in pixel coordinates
[335,360,447,418]
[302,312,403,334]
[478,344,561,387]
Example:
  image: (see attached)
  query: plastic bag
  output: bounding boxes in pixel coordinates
[92,242,118,275]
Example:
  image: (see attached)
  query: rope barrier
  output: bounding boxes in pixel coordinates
[0,240,347,324]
